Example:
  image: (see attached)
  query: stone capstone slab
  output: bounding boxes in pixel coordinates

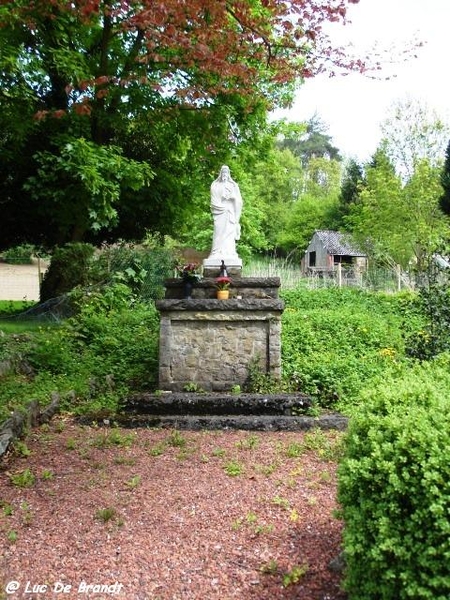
[163,277,281,300]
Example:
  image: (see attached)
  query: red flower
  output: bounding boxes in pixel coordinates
[216,276,231,290]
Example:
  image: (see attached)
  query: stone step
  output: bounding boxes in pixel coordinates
[81,413,348,432]
[123,392,312,416]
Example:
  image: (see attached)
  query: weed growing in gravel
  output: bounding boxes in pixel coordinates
[290,508,299,522]
[175,448,195,461]
[303,430,344,461]
[13,441,31,457]
[235,434,259,450]
[66,437,77,450]
[20,501,32,526]
[7,530,18,543]
[283,431,343,461]
[90,460,106,470]
[282,564,309,587]
[148,442,166,456]
[54,420,66,433]
[260,559,279,575]
[254,462,279,477]
[246,511,258,524]
[303,429,329,451]
[319,469,332,483]
[285,441,304,458]
[114,455,137,466]
[224,460,244,477]
[1,502,13,517]
[254,522,274,535]
[41,469,54,480]
[9,468,35,488]
[94,507,117,523]
[248,513,274,535]
[92,428,135,449]
[272,495,291,510]
[125,475,141,489]
[166,430,186,448]
[212,447,226,457]
[233,512,274,536]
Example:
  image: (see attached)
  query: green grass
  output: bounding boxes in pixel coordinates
[0,300,36,316]
[0,320,50,334]
[0,282,442,426]
[0,300,42,333]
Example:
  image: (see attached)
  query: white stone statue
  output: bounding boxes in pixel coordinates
[205,165,243,268]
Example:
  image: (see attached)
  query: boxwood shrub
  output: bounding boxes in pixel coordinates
[338,358,450,599]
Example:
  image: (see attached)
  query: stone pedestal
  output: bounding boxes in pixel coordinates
[202,256,242,278]
[155,278,284,392]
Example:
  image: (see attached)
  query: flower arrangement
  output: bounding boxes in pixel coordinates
[216,276,232,290]
[176,262,201,281]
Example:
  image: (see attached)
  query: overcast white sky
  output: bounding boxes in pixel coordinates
[274,0,449,162]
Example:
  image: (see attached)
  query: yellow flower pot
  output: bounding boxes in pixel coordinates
[217,289,230,300]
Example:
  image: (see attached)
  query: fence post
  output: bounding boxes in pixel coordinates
[396,264,401,292]
[337,263,342,288]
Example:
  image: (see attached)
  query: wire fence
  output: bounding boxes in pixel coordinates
[0,253,415,303]
[245,258,414,292]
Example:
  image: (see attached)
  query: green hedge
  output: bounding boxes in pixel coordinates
[338,358,450,599]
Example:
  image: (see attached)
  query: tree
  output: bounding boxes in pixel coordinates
[0,0,370,248]
[402,158,448,269]
[332,158,365,228]
[346,147,448,269]
[439,140,450,217]
[345,148,406,265]
[278,156,342,256]
[277,115,341,167]
[240,147,303,254]
[380,97,449,182]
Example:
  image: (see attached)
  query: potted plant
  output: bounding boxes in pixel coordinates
[216,275,231,299]
[176,262,201,298]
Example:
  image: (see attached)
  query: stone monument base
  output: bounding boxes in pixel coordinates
[156,277,284,392]
[202,256,242,277]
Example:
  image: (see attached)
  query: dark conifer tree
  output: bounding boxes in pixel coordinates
[439,139,450,216]
[330,158,365,229]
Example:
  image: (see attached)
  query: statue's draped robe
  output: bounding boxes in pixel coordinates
[209,178,242,258]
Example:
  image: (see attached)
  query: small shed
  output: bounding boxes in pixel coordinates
[301,230,367,275]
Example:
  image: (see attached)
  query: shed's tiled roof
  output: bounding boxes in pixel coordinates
[314,230,366,257]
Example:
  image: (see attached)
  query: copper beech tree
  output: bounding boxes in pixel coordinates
[0,0,369,245]
[1,0,368,132]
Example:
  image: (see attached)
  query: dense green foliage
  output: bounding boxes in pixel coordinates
[280,287,420,408]
[40,240,176,303]
[0,0,364,249]
[2,244,36,264]
[338,359,450,599]
[0,287,159,422]
[0,284,428,423]
[404,256,450,360]
[439,139,450,216]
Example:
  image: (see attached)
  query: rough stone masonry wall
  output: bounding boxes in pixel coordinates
[156,297,283,392]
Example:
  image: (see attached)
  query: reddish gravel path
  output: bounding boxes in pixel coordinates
[0,419,347,600]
